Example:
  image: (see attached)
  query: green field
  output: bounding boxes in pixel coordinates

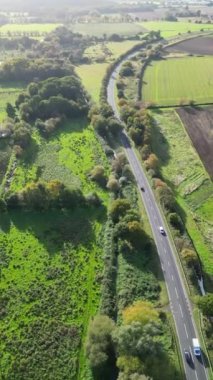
[0,82,24,120]
[71,22,145,37]
[76,63,108,103]
[151,110,213,277]
[142,57,213,106]
[138,21,213,38]
[0,23,60,35]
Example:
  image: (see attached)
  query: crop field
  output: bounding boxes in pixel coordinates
[177,107,213,178]
[0,117,109,379]
[142,56,213,106]
[0,23,60,36]
[138,21,213,38]
[71,22,146,37]
[167,35,213,55]
[151,110,213,277]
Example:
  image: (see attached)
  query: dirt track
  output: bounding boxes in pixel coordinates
[177,107,213,178]
[168,36,213,55]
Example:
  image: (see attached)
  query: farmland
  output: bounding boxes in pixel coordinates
[167,35,213,55]
[138,20,213,38]
[76,63,108,103]
[151,109,213,278]
[177,107,213,178]
[70,22,146,37]
[142,56,213,106]
[0,23,60,36]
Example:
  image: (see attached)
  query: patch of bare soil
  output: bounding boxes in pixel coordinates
[167,36,213,55]
[177,107,213,178]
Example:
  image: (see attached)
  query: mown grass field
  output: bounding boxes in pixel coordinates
[0,23,60,35]
[76,63,108,103]
[0,117,109,379]
[142,57,213,106]
[138,21,213,38]
[0,83,24,120]
[71,22,146,37]
[151,109,213,278]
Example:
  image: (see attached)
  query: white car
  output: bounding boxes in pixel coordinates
[159,226,165,235]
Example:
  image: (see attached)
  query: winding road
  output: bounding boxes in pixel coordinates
[107,51,208,380]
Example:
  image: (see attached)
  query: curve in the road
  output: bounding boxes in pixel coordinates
[106,49,208,380]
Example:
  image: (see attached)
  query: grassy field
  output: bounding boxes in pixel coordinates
[138,21,213,38]
[76,63,108,103]
[71,22,146,37]
[151,109,213,278]
[9,119,109,201]
[0,82,24,121]
[142,57,213,106]
[0,23,60,35]
[77,40,143,103]
[0,117,109,379]
[0,208,104,380]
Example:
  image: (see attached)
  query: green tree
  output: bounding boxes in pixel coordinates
[6,102,16,119]
[86,315,116,378]
[109,198,131,222]
[197,294,213,317]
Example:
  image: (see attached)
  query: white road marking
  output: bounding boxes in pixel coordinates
[195,371,199,380]
[164,248,167,254]
[175,287,179,299]
[168,261,170,266]
[184,323,188,339]
[171,275,174,281]
[179,304,183,317]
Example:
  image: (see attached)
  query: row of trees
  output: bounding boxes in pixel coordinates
[1,179,102,211]
[86,301,172,380]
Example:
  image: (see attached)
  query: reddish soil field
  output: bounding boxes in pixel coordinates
[177,107,213,178]
[168,36,213,55]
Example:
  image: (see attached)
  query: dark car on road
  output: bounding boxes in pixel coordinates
[184,350,192,364]
[140,187,145,192]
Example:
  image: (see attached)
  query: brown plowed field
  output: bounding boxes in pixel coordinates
[177,107,213,178]
[168,36,213,55]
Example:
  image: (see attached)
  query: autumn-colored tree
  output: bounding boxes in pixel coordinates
[109,198,131,222]
[90,165,107,187]
[122,300,159,327]
[181,248,198,267]
[107,177,120,193]
[145,153,159,170]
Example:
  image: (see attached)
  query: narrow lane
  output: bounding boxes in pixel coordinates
[106,53,208,380]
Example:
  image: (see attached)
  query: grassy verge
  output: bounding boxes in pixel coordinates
[150,109,213,284]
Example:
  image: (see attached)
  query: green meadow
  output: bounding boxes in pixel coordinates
[0,23,60,35]
[142,56,213,106]
[138,21,213,38]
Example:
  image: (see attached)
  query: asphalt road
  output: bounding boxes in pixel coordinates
[107,52,208,380]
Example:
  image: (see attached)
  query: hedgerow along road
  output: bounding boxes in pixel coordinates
[107,49,209,380]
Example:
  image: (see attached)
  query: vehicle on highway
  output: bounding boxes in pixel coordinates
[159,226,166,235]
[140,187,145,192]
[184,350,192,364]
[192,338,201,356]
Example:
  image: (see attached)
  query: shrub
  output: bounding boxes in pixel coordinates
[109,199,131,222]
[90,165,107,187]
